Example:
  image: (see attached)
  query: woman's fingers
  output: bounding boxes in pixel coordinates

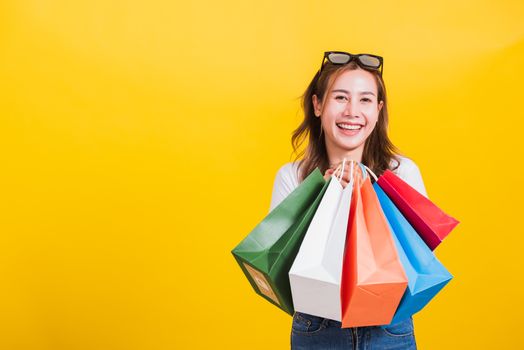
[334,162,358,183]
[323,168,335,180]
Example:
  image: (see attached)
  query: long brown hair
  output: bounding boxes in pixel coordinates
[291,60,402,182]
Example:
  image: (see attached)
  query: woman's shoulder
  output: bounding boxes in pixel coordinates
[269,161,301,212]
[389,155,428,197]
[389,155,420,173]
[276,156,422,182]
[275,161,301,187]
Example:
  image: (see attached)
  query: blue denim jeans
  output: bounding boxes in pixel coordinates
[291,311,417,349]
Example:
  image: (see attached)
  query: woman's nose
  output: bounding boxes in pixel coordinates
[344,101,360,117]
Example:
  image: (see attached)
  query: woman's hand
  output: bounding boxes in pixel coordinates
[323,168,335,181]
[325,161,359,189]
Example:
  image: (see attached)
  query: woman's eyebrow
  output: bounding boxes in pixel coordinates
[331,89,376,96]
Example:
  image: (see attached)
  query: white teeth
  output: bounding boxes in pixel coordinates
[337,123,362,130]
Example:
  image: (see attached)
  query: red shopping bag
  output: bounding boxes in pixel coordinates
[377,170,459,250]
[340,174,408,327]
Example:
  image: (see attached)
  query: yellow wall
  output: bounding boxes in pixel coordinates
[1,1,523,349]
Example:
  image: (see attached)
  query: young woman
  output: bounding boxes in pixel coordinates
[269,52,427,349]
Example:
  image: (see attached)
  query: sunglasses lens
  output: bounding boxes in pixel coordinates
[358,55,381,68]
[327,53,351,64]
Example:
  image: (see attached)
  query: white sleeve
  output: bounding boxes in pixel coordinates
[395,158,429,198]
[269,164,298,213]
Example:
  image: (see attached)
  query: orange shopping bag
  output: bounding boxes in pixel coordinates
[340,170,408,328]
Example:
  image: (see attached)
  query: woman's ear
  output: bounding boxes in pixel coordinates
[378,100,384,113]
[312,94,322,117]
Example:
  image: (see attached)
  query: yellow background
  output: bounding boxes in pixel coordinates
[1,1,523,349]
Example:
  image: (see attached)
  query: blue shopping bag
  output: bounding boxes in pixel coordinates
[373,183,453,324]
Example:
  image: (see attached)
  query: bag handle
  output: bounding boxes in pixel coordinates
[337,158,347,181]
[334,158,354,182]
[331,159,344,180]
[361,164,378,182]
[331,160,378,183]
[344,159,354,184]
[344,162,374,184]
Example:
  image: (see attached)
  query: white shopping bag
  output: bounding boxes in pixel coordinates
[289,160,356,320]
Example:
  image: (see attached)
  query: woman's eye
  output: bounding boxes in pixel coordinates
[335,95,347,101]
[361,98,371,102]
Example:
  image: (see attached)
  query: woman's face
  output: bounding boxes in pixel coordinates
[313,68,384,158]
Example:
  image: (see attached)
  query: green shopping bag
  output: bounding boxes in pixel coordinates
[232,168,328,315]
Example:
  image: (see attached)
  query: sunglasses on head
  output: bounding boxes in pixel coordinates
[319,51,384,76]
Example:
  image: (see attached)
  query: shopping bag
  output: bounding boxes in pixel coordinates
[374,183,453,325]
[289,160,357,321]
[232,168,328,315]
[341,173,408,327]
[377,170,459,250]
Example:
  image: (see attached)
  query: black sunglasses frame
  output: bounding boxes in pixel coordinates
[319,51,384,76]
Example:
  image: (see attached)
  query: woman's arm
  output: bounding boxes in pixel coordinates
[268,163,299,212]
[396,157,429,198]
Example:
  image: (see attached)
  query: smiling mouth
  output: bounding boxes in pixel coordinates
[336,123,364,130]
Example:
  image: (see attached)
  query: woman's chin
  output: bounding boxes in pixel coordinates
[333,136,365,150]
[335,142,365,153]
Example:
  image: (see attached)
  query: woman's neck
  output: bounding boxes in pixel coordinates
[326,143,364,167]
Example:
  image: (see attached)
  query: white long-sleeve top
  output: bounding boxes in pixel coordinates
[269,156,428,212]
